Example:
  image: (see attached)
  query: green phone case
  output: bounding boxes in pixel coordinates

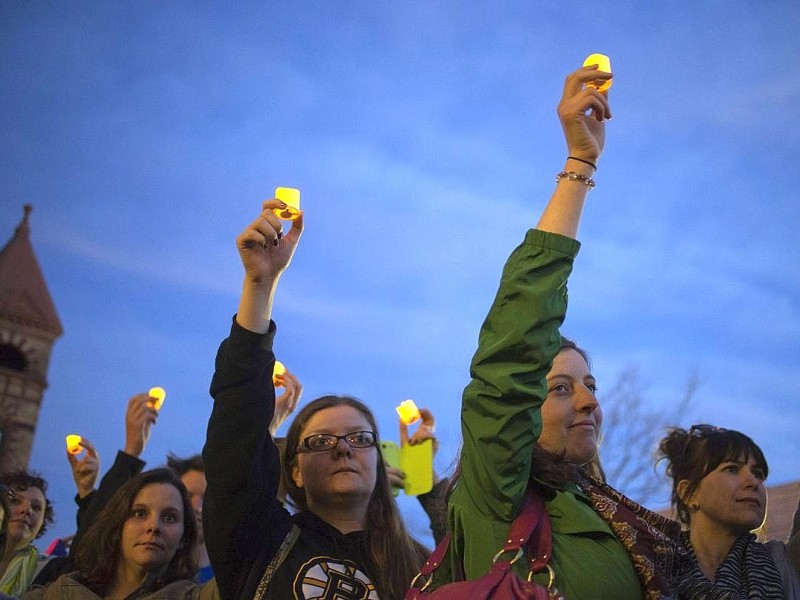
[379,439,433,496]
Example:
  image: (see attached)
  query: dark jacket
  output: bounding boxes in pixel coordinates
[203,320,382,599]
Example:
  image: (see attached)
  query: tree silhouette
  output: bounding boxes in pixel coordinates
[598,366,698,506]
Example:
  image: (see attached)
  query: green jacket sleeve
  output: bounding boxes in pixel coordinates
[447,228,579,581]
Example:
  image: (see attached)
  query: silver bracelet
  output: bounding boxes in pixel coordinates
[555,170,595,190]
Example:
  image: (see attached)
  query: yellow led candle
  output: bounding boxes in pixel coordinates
[583,53,612,91]
[396,399,421,425]
[273,187,301,220]
[148,387,166,411]
[273,360,286,387]
[66,435,83,455]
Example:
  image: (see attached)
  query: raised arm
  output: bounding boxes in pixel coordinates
[536,65,611,239]
[203,199,303,600]
[75,394,153,535]
[235,199,304,333]
[67,437,100,502]
[447,65,612,580]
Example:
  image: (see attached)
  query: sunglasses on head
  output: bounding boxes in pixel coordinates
[682,424,728,455]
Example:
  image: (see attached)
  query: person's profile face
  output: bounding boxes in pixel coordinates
[682,455,767,534]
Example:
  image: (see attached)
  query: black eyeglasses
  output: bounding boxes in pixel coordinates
[296,431,377,453]
[682,424,728,455]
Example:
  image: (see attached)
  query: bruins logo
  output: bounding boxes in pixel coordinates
[293,556,378,599]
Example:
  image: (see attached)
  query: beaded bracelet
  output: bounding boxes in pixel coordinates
[556,171,596,189]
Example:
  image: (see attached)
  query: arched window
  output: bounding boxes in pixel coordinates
[0,344,27,372]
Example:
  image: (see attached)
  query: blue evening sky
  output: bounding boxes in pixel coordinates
[2,1,798,547]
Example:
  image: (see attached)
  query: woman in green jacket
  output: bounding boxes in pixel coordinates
[434,65,682,599]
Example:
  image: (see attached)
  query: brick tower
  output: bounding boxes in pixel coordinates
[0,205,63,472]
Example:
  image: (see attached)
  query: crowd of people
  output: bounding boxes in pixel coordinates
[2,64,799,599]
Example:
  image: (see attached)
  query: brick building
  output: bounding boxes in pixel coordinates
[0,205,63,472]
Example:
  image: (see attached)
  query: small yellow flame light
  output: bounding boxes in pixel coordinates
[148,387,166,411]
[66,434,83,455]
[583,53,612,91]
[273,187,301,220]
[273,360,287,387]
[396,399,421,426]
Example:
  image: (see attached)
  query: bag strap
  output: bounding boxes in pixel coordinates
[519,490,551,573]
[415,486,551,579]
[417,532,452,578]
[497,488,551,574]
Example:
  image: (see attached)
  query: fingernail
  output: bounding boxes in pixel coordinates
[277,231,283,240]
[272,238,279,246]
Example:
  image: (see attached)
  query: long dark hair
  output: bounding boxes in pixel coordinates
[282,395,426,600]
[657,425,768,525]
[74,468,198,593]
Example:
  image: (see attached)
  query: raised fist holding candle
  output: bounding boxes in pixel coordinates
[400,407,438,451]
[205,201,432,600]
[268,368,303,437]
[123,393,159,458]
[557,62,612,173]
[66,436,100,499]
[235,198,304,335]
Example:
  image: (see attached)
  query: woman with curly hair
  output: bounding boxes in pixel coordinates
[0,472,54,598]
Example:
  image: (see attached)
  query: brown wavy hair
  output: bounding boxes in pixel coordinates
[282,395,427,599]
[74,468,198,593]
[0,470,55,540]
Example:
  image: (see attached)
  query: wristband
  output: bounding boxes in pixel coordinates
[567,156,597,171]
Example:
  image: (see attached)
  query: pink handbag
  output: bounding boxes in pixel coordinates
[405,488,563,599]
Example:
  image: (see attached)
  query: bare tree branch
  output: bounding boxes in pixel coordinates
[597,366,699,505]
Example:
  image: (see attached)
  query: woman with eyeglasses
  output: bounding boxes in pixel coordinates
[658,425,800,598]
[203,203,427,600]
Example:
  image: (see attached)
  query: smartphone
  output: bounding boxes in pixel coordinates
[379,441,402,497]
[379,439,433,496]
[401,439,433,496]
[379,440,401,469]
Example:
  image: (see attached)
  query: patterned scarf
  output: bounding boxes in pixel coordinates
[0,544,38,597]
[577,475,687,600]
[674,531,783,599]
